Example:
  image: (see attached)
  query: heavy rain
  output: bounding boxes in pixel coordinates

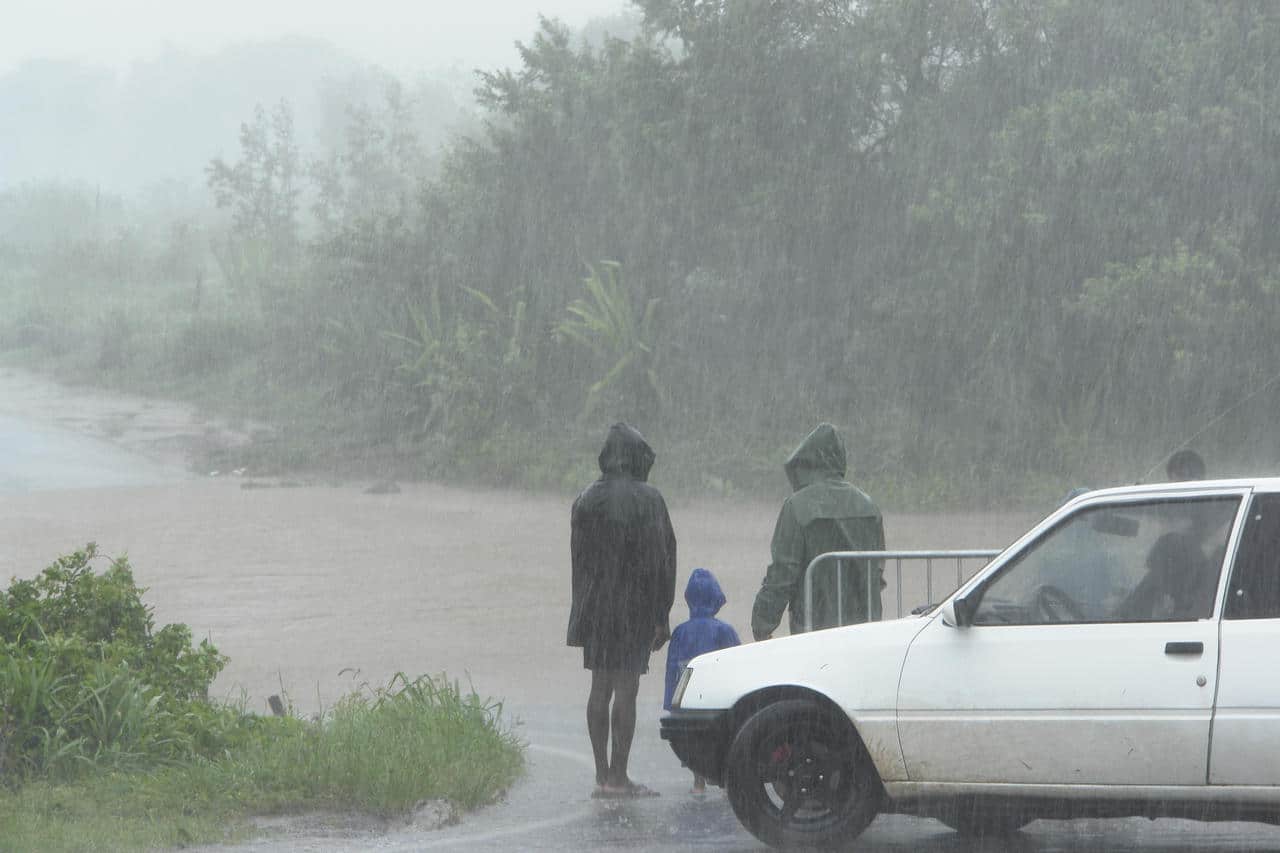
[4,1,1280,851]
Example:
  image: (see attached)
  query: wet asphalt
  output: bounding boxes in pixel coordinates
[0,411,181,494]
[213,701,1280,852]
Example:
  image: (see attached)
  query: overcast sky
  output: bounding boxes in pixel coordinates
[3,0,630,75]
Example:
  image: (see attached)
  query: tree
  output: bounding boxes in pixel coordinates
[206,100,301,299]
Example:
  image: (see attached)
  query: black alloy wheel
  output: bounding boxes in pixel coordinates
[724,699,881,850]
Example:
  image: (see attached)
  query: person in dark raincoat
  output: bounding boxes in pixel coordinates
[751,423,885,640]
[663,567,740,793]
[567,423,677,798]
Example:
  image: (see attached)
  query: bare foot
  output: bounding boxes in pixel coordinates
[595,781,660,799]
[619,782,660,798]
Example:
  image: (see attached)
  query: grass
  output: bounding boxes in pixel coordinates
[0,673,525,853]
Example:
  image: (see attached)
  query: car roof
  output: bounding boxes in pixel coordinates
[1076,477,1280,500]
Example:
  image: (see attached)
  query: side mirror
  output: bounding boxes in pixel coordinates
[942,595,975,629]
[938,599,957,627]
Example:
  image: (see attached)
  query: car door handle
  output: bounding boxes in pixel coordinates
[1165,641,1204,656]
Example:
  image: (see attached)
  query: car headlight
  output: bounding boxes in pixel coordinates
[671,666,693,708]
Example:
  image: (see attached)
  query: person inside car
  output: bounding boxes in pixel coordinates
[1119,530,1216,620]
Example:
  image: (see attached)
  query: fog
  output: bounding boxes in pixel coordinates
[2,0,619,76]
[1,1,631,191]
[5,3,1280,849]
[5,1,1277,508]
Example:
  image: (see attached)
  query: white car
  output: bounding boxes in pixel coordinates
[660,478,1280,849]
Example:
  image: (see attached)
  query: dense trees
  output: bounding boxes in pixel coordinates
[382,0,1280,496]
[5,1,1280,502]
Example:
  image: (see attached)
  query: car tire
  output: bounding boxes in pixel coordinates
[724,699,881,850]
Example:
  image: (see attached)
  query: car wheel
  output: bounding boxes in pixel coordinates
[724,699,881,850]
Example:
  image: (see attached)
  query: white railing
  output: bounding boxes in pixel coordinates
[801,549,1002,630]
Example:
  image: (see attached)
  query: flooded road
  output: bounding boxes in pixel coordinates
[3,369,1280,851]
[0,367,255,493]
[0,411,182,493]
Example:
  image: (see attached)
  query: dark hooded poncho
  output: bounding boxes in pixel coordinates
[750,423,884,639]
[663,568,740,709]
[567,423,678,673]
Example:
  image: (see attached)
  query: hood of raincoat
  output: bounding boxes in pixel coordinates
[684,568,726,619]
[598,422,655,482]
[784,423,847,492]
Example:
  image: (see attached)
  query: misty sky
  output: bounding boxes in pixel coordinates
[3,0,629,75]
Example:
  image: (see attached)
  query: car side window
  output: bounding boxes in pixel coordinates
[972,497,1239,625]
[1224,494,1280,620]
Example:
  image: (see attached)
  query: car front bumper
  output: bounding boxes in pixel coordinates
[659,709,732,786]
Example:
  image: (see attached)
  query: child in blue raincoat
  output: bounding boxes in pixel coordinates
[664,567,741,793]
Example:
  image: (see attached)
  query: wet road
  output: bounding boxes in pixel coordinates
[205,699,1280,852]
[0,411,182,493]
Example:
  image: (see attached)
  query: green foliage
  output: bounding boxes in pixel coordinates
[0,545,230,779]
[0,547,150,645]
[311,81,428,242]
[8,1,1280,501]
[226,672,523,814]
[0,673,522,851]
[385,283,539,444]
[0,547,523,848]
[558,261,663,420]
[206,100,302,304]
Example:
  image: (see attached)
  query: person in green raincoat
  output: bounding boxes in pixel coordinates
[751,423,885,640]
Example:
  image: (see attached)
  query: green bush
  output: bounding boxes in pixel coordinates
[202,672,524,815]
[0,544,232,779]
[0,547,525,849]
[0,672,523,851]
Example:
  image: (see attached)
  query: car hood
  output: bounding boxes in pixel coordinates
[677,616,931,713]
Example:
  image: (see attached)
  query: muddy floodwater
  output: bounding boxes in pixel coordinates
[0,369,1038,720]
[0,453,1036,715]
[0,459,1037,719]
[7,368,1280,851]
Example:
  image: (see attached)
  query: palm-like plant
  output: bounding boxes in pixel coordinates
[384,284,534,437]
[557,261,662,417]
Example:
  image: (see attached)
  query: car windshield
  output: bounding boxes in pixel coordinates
[972,497,1240,625]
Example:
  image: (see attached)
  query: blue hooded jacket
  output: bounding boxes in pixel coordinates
[663,568,741,709]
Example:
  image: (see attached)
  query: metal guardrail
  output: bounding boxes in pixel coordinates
[801,549,1002,631]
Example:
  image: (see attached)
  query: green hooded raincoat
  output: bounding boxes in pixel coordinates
[750,423,884,639]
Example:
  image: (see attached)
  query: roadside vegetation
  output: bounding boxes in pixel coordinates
[0,545,523,851]
[2,1,1279,507]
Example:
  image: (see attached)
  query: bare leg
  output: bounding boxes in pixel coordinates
[691,773,706,794]
[607,672,640,788]
[587,670,614,787]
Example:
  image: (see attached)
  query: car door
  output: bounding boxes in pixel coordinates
[1211,491,1280,785]
[897,492,1245,786]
